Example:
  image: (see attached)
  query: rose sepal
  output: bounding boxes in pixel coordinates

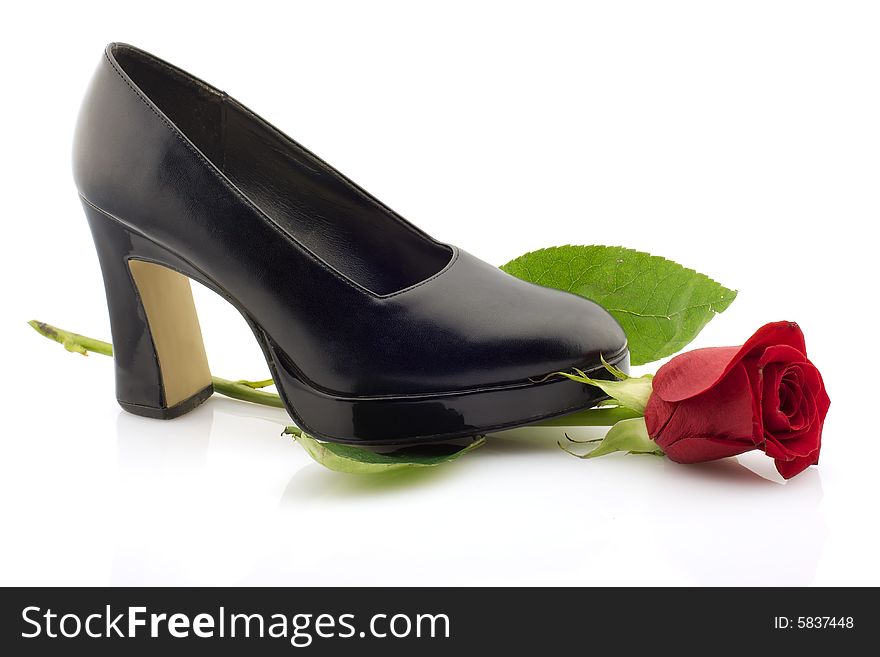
[560,417,663,459]
[553,358,654,414]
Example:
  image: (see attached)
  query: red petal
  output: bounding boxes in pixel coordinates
[664,435,756,464]
[644,394,678,437]
[758,343,808,367]
[764,424,822,459]
[762,363,790,432]
[650,362,758,454]
[775,451,819,479]
[652,322,807,402]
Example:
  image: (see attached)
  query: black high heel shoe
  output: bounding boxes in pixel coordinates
[74,43,628,444]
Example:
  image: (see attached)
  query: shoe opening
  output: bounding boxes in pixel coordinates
[111,44,453,296]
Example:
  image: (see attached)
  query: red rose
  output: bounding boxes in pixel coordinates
[644,322,830,479]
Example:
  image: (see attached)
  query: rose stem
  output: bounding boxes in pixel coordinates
[27,320,636,426]
[535,406,642,426]
[28,320,284,408]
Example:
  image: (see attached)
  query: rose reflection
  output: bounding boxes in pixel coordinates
[648,455,826,586]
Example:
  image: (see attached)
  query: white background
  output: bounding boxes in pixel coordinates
[2,1,878,586]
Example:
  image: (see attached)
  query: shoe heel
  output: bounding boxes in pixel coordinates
[83,201,213,419]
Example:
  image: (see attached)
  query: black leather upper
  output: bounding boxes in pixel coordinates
[74,43,627,397]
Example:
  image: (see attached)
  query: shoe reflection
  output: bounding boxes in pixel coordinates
[115,400,215,472]
[109,398,826,586]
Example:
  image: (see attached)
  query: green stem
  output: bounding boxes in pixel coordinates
[29,320,284,409]
[237,378,276,389]
[28,320,113,357]
[534,406,642,427]
[212,376,285,407]
[28,320,641,424]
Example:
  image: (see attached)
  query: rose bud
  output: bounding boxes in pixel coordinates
[644,321,830,479]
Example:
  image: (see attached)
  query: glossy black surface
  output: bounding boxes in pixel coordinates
[74,43,629,443]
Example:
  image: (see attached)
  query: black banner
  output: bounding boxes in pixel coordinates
[0,587,871,654]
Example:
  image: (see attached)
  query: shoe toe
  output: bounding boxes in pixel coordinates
[524,285,629,377]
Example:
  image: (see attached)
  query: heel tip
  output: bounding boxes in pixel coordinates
[118,384,214,420]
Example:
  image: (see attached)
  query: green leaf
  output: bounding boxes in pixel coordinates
[561,417,663,459]
[501,246,736,365]
[286,427,485,474]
